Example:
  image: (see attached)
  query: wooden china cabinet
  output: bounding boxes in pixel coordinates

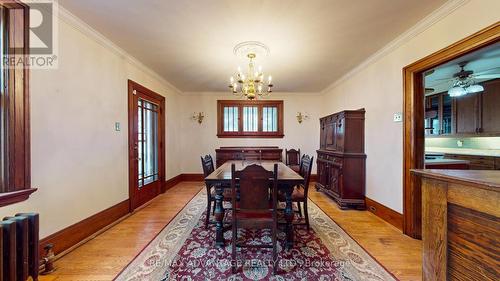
[316,109,366,210]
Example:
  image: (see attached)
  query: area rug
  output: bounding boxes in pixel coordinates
[115,189,397,281]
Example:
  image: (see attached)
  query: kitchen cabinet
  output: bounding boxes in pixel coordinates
[444,153,498,170]
[426,79,500,137]
[454,92,479,134]
[479,79,500,134]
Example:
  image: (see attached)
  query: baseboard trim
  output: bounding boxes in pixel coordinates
[181,173,204,181]
[310,174,317,182]
[163,174,183,193]
[39,199,130,258]
[365,197,403,231]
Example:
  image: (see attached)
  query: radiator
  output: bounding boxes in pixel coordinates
[0,213,39,281]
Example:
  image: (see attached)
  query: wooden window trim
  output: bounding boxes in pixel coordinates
[0,1,34,207]
[217,100,284,138]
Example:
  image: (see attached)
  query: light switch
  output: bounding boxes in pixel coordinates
[393,113,403,122]
[115,122,121,131]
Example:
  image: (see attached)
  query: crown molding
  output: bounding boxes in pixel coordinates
[320,0,470,95]
[182,91,323,97]
[57,5,182,95]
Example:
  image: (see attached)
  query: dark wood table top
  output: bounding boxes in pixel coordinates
[205,160,303,185]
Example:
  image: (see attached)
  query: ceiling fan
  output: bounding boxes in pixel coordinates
[429,62,500,97]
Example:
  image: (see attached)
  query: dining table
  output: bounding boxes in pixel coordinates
[204,160,304,249]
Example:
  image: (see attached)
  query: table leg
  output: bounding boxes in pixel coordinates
[283,184,294,249]
[214,184,225,248]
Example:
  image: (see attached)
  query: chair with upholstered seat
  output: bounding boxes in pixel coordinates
[231,163,279,275]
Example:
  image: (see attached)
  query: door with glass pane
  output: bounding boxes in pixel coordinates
[128,80,165,210]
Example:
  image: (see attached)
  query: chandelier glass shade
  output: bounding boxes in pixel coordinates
[229,53,273,100]
[447,78,484,97]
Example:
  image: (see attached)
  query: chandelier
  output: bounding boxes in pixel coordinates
[228,42,274,100]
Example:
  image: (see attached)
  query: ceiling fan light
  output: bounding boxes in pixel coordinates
[448,86,467,97]
[466,84,484,94]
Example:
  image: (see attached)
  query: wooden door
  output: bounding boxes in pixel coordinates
[128,80,165,210]
[454,92,479,134]
[325,117,338,150]
[479,79,500,134]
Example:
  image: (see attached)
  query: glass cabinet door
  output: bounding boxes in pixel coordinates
[425,95,440,135]
[442,94,452,134]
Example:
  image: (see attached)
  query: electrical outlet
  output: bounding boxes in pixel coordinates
[115,122,121,131]
[393,113,403,122]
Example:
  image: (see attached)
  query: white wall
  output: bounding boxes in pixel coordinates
[321,0,500,213]
[179,93,322,173]
[0,14,182,238]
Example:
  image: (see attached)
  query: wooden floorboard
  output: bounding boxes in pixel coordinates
[40,182,421,281]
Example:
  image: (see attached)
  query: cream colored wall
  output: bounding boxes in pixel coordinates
[1,0,499,240]
[321,0,500,213]
[179,93,322,173]
[0,17,182,238]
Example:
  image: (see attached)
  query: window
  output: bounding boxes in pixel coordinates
[217,100,284,138]
[137,99,159,187]
[0,2,34,207]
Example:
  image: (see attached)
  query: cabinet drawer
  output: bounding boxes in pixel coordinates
[470,164,495,170]
[495,158,500,170]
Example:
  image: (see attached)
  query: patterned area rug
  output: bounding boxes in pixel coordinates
[115,189,396,281]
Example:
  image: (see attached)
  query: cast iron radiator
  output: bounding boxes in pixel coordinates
[0,213,39,281]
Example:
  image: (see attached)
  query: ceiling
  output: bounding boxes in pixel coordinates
[59,0,447,93]
[425,42,500,94]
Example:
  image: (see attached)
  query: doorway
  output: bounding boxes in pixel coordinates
[128,80,165,210]
[402,23,499,238]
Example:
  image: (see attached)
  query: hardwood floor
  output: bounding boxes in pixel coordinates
[40,181,421,281]
[308,190,422,280]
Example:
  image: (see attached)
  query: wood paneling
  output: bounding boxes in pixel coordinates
[39,182,422,281]
[413,169,500,281]
[403,22,500,238]
[365,197,403,230]
[448,204,499,281]
[39,199,130,258]
[421,178,448,281]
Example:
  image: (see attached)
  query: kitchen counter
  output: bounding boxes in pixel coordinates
[425,158,470,169]
[426,147,500,157]
[425,159,469,165]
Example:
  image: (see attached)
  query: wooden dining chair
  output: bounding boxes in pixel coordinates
[285,149,301,172]
[201,155,216,229]
[231,163,279,275]
[201,155,232,229]
[280,155,314,230]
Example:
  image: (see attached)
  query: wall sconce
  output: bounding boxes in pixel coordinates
[192,112,205,124]
[296,112,309,124]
